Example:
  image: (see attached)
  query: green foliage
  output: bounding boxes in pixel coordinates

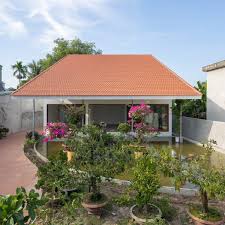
[0,187,45,225]
[182,81,206,119]
[117,123,131,134]
[132,153,160,207]
[66,125,129,197]
[0,126,9,139]
[152,197,177,221]
[189,204,223,222]
[27,60,42,78]
[167,139,225,215]
[11,61,27,85]
[64,104,85,127]
[112,194,135,207]
[35,151,85,198]
[145,217,167,225]
[25,131,40,141]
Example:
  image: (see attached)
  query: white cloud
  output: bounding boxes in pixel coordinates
[0,0,114,44]
[26,0,113,46]
[0,1,27,38]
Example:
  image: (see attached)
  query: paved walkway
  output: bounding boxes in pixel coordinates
[0,132,37,195]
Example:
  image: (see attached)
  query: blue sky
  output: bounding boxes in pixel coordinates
[1,0,225,88]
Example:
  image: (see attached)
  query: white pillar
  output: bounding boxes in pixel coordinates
[169,100,173,136]
[43,101,47,129]
[32,99,35,138]
[85,103,89,125]
[179,104,183,143]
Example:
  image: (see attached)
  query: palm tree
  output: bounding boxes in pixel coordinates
[12,61,27,85]
[27,60,42,77]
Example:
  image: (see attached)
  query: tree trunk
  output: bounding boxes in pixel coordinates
[200,189,209,213]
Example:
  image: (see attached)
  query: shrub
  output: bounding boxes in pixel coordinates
[66,125,129,202]
[132,153,160,207]
[0,126,9,139]
[0,187,45,225]
[26,131,40,141]
[36,151,85,198]
[117,123,131,134]
[152,197,177,221]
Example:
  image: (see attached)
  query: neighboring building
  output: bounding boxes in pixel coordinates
[12,54,201,137]
[0,65,5,92]
[203,60,225,122]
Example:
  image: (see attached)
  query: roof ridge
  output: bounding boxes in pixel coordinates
[151,55,201,96]
[12,54,71,96]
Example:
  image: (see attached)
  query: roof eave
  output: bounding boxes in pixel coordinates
[11,95,201,100]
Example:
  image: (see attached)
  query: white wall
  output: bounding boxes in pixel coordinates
[207,67,225,122]
[0,94,43,133]
[182,116,225,152]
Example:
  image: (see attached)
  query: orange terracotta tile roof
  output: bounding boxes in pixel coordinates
[12,54,201,97]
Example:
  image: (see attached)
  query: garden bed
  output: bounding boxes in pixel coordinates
[34,182,225,225]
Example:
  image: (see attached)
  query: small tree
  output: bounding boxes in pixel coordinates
[66,125,128,201]
[167,140,225,220]
[36,151,85,198]
[186,141,225,214]
[131,151,161,212]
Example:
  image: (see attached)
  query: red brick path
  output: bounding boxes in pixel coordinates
[0,132,37,195]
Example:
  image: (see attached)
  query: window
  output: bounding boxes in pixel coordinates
[145,104,169,132]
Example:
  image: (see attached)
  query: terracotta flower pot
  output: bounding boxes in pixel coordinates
[187,209,225,225]
[130,204,162,224]
[82,194,108,216]
[66,151,75,161]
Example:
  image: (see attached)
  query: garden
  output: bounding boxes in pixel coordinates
[1,103,225,225]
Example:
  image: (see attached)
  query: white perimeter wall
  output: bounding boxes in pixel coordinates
[207,67,225,122]
[182,116,225,152]
[0,94,43,133]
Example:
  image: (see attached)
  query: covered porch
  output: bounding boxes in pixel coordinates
[43,98,172,136]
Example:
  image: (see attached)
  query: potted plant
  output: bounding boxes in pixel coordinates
[170,140,225,225]
[35,151,85,204]
[130,153,162,224]
[42,122,69,142]
[67,125,128,215]
[117,122,131,134]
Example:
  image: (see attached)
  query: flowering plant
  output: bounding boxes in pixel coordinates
[42,122,69,142]
[128,102,158,143]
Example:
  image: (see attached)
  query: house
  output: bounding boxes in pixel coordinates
[12,54,201,137]
[203,60,225,122]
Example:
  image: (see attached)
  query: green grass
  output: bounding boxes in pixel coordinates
[189,204,223,222]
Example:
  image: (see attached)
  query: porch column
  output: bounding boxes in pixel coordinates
[131,100,134,132]
[85,103,89,125]
[32,99,35,138]
[43,101,47,128]
[179,104,183,143]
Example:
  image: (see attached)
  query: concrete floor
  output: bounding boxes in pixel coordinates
[0,132,37,195]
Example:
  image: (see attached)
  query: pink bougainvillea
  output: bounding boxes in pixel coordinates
[128,102,158,143]
[42,122,69,142]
